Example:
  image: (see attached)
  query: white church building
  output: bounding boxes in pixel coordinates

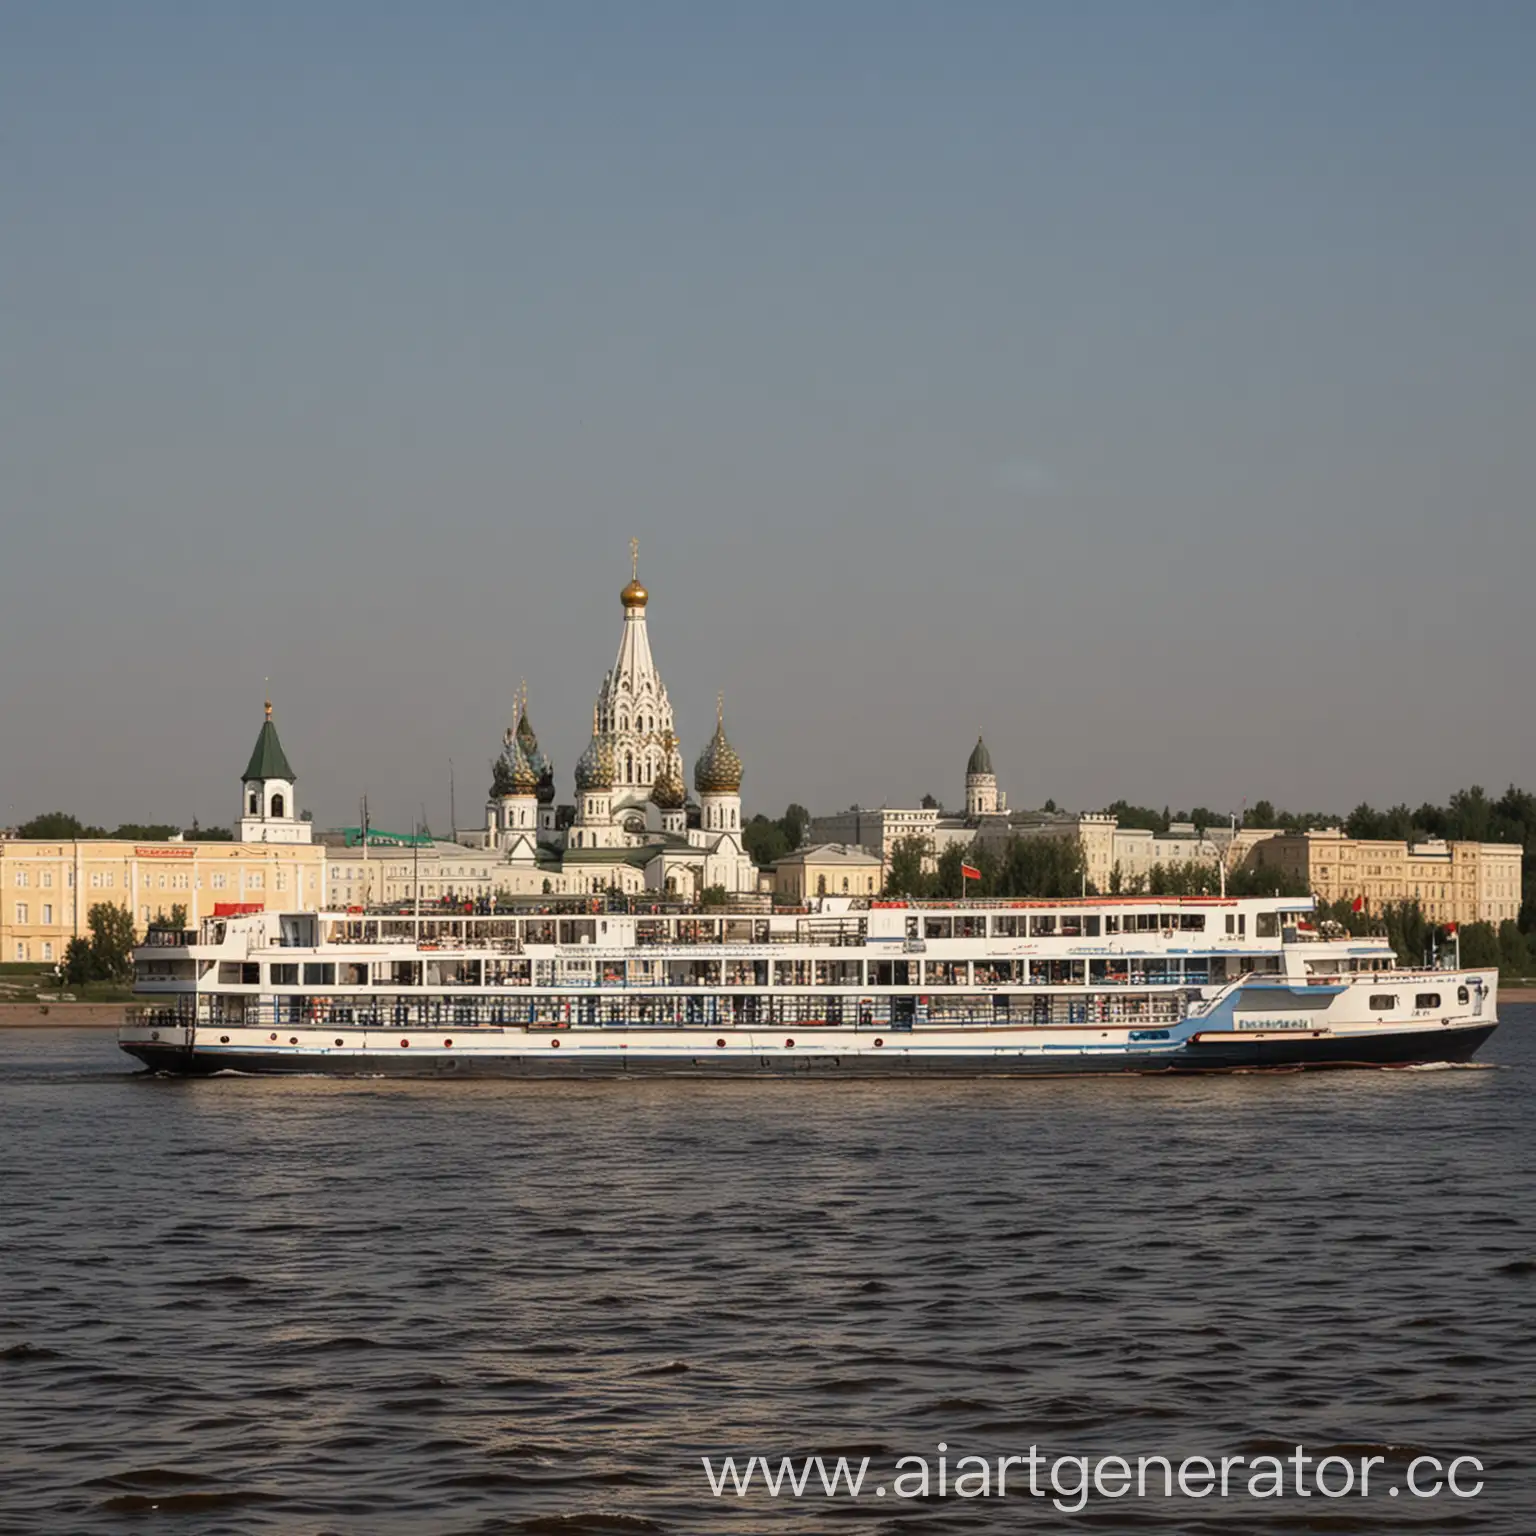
[476,549,759,899]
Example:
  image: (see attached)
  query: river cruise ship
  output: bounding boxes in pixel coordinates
[118,893,1498,1076]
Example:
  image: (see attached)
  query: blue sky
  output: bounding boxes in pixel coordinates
[2,2,1532,832]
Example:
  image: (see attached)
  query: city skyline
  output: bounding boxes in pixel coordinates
[3,3,1533,829]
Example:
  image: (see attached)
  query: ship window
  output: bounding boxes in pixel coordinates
[1083,915,1101,937]
[1415,993,1441,1009]
[271,964,299,985]
[1457,986,1469,1004]
[1369,994,1397,1011]
[1256,913,1279,938]
[303,963,336,985]
[1029,915,1057,936]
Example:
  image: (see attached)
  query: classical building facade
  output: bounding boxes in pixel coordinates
[1241,829,1523,927]
[769,844,884,901]
[1,703,326,964]
[811,740,1230,888]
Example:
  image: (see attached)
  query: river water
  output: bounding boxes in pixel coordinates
[1,1010,1532,1534]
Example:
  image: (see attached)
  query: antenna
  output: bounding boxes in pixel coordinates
[449,759,457,844]
[630,536,639,580]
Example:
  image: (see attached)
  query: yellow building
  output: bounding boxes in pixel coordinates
[1244,829,1522,927]
[770,844,883,901]
[1,838,328,964]
[1,702,329,965]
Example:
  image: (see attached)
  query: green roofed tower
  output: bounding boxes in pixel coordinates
[239,697,311,844]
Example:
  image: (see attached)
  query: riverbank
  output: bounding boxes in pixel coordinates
[0,1003,127,1027]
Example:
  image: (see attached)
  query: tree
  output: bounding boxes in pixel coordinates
[1498,921,1532,979]
[700,884,730,908]
[782,804,811,849]
[920,792,942,811]
[884,835,932,897]
[1457,922,1500,971]
[87,903,136,983]
[1223,864,1309,898]
[63,937,92,986]
[151,904,189,932]
[992,836,1086,899]
[110,823,179,840]
[1245,801,1277,829]
[742,815,790,868]
[17,812,104,839]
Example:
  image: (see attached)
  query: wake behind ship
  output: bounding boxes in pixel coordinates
[120,895,1497,1078]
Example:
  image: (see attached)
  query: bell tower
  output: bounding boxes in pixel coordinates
[239,693,311,844]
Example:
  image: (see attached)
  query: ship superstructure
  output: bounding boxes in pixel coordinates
[120,894,1497,1076]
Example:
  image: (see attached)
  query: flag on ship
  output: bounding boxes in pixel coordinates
[961,862,981,881]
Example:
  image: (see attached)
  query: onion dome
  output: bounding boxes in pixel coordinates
[492,731,539,796]
[515,706,550,781]
[967,735,993,776]
[651,735,687,810]
[694,700,743,795]
[621,538,649,608]
[575,709,617,792]
[536,764,556,805]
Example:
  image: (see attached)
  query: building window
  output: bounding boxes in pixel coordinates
[213,874,228,890]
[13,871,27,887]
[14,903,27,923]
[42,942,52,961]
[271,793,285,818]
[248,790,260,815]
[249,873,263,890]
[14,944,23,962]
[42,904,52,924]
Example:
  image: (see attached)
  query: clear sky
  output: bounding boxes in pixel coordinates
[2,1,1532,835]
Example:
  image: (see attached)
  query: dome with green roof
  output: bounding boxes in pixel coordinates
[966,735,993,777]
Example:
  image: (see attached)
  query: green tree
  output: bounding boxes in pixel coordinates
[63,937,93,986]
[1457,922,1500,971]
[993,836,1086,898]
[17,811,105,839]
[781,803,811,849]
[700,884,730,908]
[884,835,932,897]
[1245,801,1277,829]
[1224,863,1309,898]
[742,815,790,868]
[1497,920,1532,979]
[110,823,179,840]
[87,903,136,982]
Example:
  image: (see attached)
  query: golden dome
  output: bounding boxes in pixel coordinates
[620,578,649,609]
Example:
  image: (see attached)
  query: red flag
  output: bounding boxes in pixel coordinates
[961,862,981,881]
[1444,922,1457,935]
[1351,895,1365,914]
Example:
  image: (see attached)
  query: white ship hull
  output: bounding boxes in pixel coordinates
[120,896,1499,1079]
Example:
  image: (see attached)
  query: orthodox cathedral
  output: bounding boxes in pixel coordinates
[479,548,758,898]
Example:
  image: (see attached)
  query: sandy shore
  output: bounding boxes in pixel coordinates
[0,1003,128,1027]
